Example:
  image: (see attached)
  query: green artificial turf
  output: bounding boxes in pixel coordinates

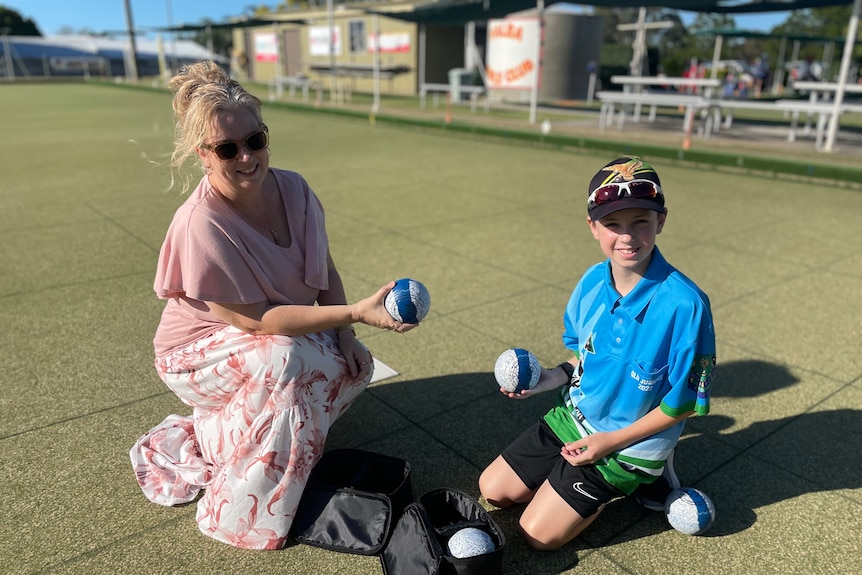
[2,82,861,575]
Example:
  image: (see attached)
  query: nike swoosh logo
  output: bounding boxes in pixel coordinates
[572,481,598,500]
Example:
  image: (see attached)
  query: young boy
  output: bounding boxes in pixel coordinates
[479,156,716,550]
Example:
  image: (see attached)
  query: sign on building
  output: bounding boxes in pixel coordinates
[485,17,539,90]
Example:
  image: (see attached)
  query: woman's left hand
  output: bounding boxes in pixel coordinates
[338,330,374,379]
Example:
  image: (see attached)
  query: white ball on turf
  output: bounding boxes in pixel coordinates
[447,527,496,558]
[664,487,716,535]
[494,348,540,393]
[384,278,430,324]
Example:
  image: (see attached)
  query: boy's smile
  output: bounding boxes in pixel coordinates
[588,207,666,292]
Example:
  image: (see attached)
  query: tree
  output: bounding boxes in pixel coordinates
[595,7,689,76]
[0,5,42,36]
[186,19,234,58]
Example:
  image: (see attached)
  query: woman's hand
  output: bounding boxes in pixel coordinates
[352,281,417,334]
[337,329,374,379]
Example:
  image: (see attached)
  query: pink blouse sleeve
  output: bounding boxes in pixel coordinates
[155,201,268,303]
[294,175,329,291]
[154,170,329,305]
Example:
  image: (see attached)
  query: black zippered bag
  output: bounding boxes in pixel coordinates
[381,488,506,575]
[292,449,413,555]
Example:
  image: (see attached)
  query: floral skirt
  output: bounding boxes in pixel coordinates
[130,327,372,550]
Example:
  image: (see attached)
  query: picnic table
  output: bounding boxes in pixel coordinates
[610,75,722,95]
[267,76,318,102]
[419,83,489,113]
[596,90,709,133]
[308,63,411,80]
[788,81,862,135]
[608,76,721,123]
[704,97,862,149]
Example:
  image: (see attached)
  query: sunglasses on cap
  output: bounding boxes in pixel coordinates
[201,124,269,161]
[587,179,663,207]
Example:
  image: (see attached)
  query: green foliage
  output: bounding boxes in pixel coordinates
[182,20,234,58]
[0,5,42,36]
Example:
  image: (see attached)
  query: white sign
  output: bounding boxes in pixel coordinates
[254,33,278,63]
[485,18,539,90]
[309,26,342,56]
[368,32,410,53]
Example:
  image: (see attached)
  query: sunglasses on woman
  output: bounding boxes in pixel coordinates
[201,124,269,161]
[587,179,663,207]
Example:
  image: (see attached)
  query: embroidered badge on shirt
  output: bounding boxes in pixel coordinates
[688,354,716,395]
[583,335,595,355]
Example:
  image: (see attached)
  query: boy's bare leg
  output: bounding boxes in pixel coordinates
[518,480,605,551]
[479,455,536,507]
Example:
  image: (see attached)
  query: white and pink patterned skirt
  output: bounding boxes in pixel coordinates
[130,327,372,550]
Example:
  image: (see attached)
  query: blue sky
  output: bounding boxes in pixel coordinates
[6,1,790,38]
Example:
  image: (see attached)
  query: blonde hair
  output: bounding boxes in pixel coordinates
[168,60,263,192]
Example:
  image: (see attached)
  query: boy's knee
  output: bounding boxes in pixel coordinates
[478,471,503,507]
[517,519,565,551]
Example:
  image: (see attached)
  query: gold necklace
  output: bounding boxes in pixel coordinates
[214,181,281,244]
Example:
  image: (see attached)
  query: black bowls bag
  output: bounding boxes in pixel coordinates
[381,488,507,575]
[292,449,413,555]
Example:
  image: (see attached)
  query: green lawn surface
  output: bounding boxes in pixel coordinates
[2,82,861,575]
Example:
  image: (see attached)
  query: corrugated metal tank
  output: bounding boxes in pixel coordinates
[538,12,604,102]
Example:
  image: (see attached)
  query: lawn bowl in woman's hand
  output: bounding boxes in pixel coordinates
[384,278,430,324]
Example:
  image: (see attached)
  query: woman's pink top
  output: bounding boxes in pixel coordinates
[153,168,329,356]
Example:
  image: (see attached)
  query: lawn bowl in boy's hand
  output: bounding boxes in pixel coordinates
[494,348,540,393]
[664,487,716,535]
[447,527,496,558]
[384,278,430,324]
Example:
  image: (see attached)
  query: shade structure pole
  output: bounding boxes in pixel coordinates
[824,0,861,152]
[372,14,380,114]
[327,0,336,102]
[710,34,723,80]
[419,25,426,94]
[273,22,281,92]
[529,0,544,125]
[123,0,139,81]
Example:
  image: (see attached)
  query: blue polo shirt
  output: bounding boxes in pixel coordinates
[544,246,716,492]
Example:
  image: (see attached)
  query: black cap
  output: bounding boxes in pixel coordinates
[587,157,666,220]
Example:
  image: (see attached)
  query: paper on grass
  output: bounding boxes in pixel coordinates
[370,357,399,384]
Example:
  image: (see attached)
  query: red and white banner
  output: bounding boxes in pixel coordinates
[485,18,539,90]
[254,33,278,63]
[368,32,410,53]
[309,26,342,56]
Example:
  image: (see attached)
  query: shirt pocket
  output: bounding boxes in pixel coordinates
[629,360,669,394]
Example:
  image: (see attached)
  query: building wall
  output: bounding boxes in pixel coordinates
[236,10,420,96]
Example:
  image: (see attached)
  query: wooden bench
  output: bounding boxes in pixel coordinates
[419,83,489,113]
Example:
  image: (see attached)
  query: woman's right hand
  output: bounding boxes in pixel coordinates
[353,281,417,334]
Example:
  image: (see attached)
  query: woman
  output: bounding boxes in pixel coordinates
[130,61,412,550]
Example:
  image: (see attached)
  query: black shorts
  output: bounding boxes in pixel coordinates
[501,418,625,518]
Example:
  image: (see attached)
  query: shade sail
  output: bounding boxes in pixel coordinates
[368,0,854,25]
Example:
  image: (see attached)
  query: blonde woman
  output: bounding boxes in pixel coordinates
[130,61,413,550]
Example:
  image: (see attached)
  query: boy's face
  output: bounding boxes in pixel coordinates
[587,208,666,276]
